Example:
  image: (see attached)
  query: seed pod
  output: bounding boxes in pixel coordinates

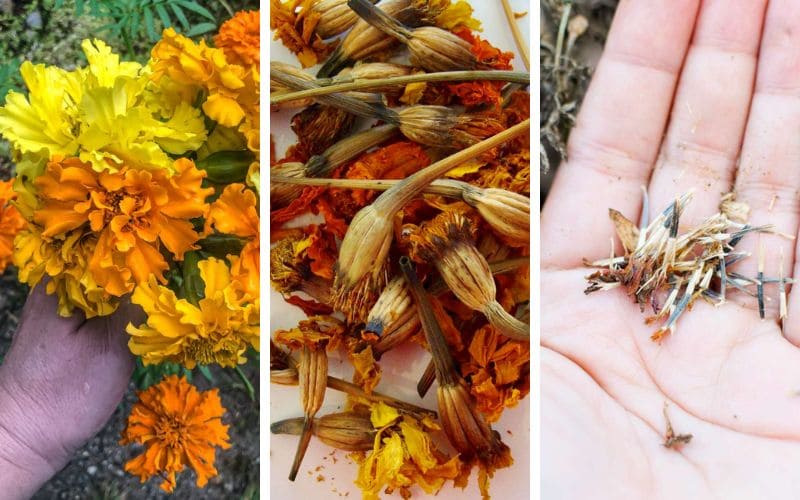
[270,162,306,208]
[332,204,394,322]
[399,257,511,468]
[331,62,414,94]
[313,412,377,451]
[317,0,417,78]
[270,62,316,108]
[314,0,371,39]
[461,185,530,248]
[306,123,398,176]
[410,211,529,341]
[331,121,530,320]
[271,412,377,452]
[392,105,503,149]
[365,275,413,335]
[289,346,328,481]
[348,0,476,72]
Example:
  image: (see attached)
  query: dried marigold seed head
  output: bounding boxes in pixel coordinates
[365,275,413,335]
[313,412,377,451]
[290,345,330,481]
[396,105,461,148]
[271,62,316,108]
[319,0,415,77]
[462,186,530,248]
[437,382,509,464]
[335,62,414,88]
[332,204,393,321]
[314,0,364,39]
[407,26,476,72]
[307,123,398,177]
[271,366,300,385]
[270,162,306,208]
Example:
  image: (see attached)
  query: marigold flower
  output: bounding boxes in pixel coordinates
[32,156,212,296]
[0,39,207,174]
[126,257,259,368]
[14,227,118,317]
[120,375,231,493]
[215,10,260,67]
[0,180,25,273]
[150,28,259,130]
[206,183,260,297]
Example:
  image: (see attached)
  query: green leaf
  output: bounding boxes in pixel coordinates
[54,0,65,9]
[176,0,216,22]
[185,21,217,37]
[170,3,190,29]
[154,3,172,30]
[143,7,157,41]
[75,0,85,15]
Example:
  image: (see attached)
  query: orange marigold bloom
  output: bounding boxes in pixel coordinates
[215,10,260,67]
[32,156,213,296]
[0,180,25,273]
[206,183,259,297]
[120,375,231,493]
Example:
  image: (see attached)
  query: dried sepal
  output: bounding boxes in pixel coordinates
[348,0,476,72]
[271,162,306,208]
[394,105,504,149]
[410,211,529,340]
[461,185,530,248]
[271,411,377,452]
[399,257,512,477]
[289,345,329,481]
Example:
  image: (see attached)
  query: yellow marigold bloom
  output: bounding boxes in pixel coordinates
[0,180,25,273]
[0,40,207,175]
[206,183,259,297]
[215,10,260,67]
[32,156,213,296]
[14,228,118,317]
[120,375,231,493]
[353,402,465,500]
[127,257,259,368]
[150,28,258,129]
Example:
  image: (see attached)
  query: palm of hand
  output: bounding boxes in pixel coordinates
[543,1,800,498]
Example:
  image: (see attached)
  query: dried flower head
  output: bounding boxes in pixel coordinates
[120,375,231,493]
[317,0,417,77]
[332,204,393,322]
[348,0,476,72]
[461,185,530,248]
[410,211,529,340]
[271,161,307,207]
[313,0,365,39]
[393,105,504,149]
[272,411,377,451]
[400,258,512,495]
[289,344,329,480]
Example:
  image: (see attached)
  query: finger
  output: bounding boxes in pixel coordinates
[648,0,767,226]
[732,0,800,324]
[13,283,85,345]
[542,0,700,268]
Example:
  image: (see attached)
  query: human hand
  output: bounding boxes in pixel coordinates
[0,285,140,499]
[542,0,800,498]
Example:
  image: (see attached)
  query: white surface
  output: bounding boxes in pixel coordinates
[269,1,531,498]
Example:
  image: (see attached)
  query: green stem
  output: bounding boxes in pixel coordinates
[235,365,256,402]
[270,70,531,104]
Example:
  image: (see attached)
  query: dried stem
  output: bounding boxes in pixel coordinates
[271,70,531,104]
[500,0,530,70]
